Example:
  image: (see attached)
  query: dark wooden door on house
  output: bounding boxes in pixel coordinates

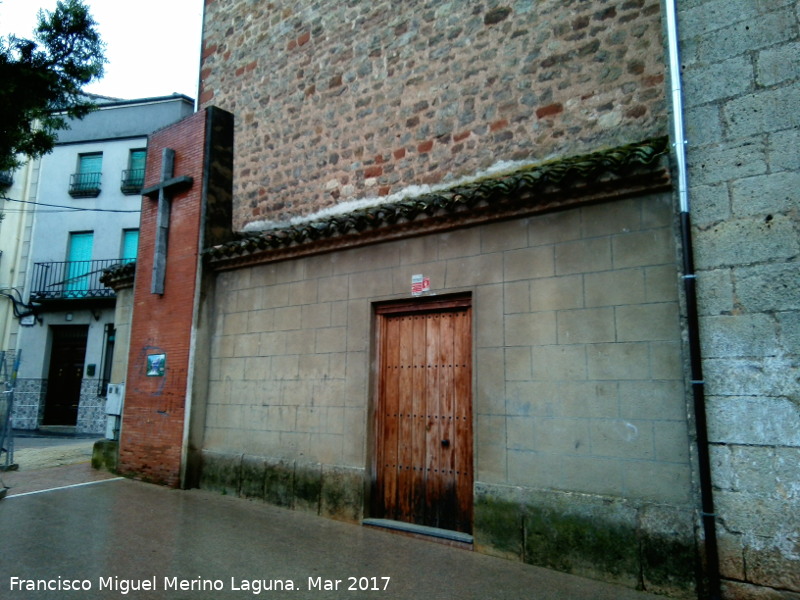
[373,296,473,533]
[43,325,88,426]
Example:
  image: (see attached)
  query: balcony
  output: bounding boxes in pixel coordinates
[30,260,125,302]
[121,168,145,195]
[69,172,102,198]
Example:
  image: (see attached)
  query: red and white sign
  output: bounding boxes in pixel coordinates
[411,274,430,296]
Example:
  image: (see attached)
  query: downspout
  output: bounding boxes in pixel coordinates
[664,2,722,599]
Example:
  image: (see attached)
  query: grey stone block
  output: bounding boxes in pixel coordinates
[688,138,767,187]
[757,42,800,87]
[695,9,795,64]
[768,126,800,172]
[581,199,642,237]
[723,86,800,139]
[530,275,583,311]
[320,465,363,522]
[555,238,612,275]
[503,246,555,282]
[694,214,799,269]
[777,311,800,354]
[700,313,779,358]
[615,303,680,342]
[586,343,651,380]
[734,262,800,312]
[505,311,557,346]
[239,454,267,499]
[557,307,616,344]
[730,171,800,217]
[697,269,734,316]
[703,356,798,401]
[612,229,674,269]
[683,55,753,107]
[707,396,800,446]
[584,269,646,308]
[685,104,724,146]
[199,450,242,495]
[689,183,731,227]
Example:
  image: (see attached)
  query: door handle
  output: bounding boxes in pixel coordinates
[441,439,450,447]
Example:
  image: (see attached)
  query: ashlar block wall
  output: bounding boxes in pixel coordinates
[199,191,696,595]
[679,0,800,596]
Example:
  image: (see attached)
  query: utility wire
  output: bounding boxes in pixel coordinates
[0,195,141,214]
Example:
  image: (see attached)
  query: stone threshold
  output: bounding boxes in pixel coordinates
[362,518,474,549]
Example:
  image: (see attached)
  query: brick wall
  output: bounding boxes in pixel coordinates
[200,0,667,230]
[678,0,800,596]
[118,111,209,487]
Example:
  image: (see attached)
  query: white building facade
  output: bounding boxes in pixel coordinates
[11,94,194,434]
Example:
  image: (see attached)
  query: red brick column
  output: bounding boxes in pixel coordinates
[118,108,231,487]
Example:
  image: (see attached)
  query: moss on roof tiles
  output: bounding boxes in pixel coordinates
[207,137,669,261]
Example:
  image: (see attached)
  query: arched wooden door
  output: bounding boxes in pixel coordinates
[372,296,473,533]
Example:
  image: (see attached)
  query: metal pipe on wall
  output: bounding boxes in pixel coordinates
[664,1,722,598]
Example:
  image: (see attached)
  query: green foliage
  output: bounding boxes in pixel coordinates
[0,0,106,172]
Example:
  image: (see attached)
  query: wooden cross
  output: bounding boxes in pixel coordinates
[141,148,193,295]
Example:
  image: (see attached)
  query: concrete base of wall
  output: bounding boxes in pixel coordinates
[474,482,699,598]
[198,450,699,598]
[199,450,364,523]
[91,440,118,472]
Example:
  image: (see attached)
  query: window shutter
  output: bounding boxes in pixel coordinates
[129,150,146,171]
[122,229,139,262]
[68,232,94,262]
[79,153,103,174]
[66,232,94,294]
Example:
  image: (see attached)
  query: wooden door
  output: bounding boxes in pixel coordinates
[373,296,473,533]
[43,326,88,426]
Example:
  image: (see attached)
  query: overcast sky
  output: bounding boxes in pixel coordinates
[0,0,203,101]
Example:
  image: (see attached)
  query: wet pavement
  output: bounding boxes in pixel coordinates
[0,435,666,600]
[1,431,113,496]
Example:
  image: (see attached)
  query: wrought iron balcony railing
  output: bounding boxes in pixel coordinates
[69,172,102,198]
[30,259,126,301]
[121,168,145,195]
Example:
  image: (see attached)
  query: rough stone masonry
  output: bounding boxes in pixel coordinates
[200,0,666,229]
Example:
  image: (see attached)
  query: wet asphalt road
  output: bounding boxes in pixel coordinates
[0,476,666,600]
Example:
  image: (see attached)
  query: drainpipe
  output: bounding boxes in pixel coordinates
[664,2,722,599]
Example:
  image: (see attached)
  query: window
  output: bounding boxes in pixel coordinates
[65,232,94,296]
[121,149,147,194]
[69,153,102,197]
[121,229,139,263]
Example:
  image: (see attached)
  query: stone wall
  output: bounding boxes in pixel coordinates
[200,0,667,229]
[678,0,800,597]
[194,0,800,596]
[109,282,134,386]
[200,191,696,595]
